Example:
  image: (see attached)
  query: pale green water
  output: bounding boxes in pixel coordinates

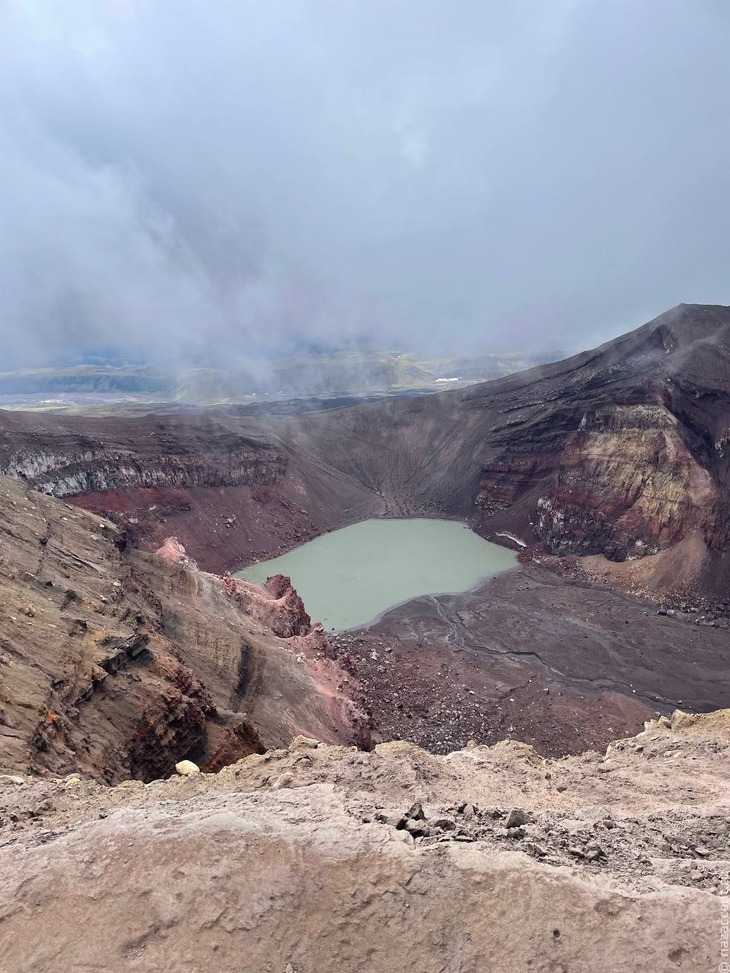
[236,518,517,631]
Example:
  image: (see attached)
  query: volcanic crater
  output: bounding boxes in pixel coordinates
[1,304,729,779]
[2,305,730,973]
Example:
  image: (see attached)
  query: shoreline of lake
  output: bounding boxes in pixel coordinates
[235,518,517,630]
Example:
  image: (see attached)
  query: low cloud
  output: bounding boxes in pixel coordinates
[2,0,730,368]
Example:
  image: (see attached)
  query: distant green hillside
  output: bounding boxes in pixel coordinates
[0,348,554,412]
[0,365,171,394]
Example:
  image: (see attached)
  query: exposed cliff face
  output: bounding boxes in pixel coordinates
[155,538,317,640]
[464,305,730,596]
[489,403,716,561]
[0,475,367,783]
[0,413,286,496]
[0,409,383,574]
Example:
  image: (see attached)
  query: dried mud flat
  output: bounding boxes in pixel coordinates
[0,710,728,973]
[335,563,730,757]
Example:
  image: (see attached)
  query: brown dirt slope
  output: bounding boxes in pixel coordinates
[0,475,365,782]
[0,709,727,972]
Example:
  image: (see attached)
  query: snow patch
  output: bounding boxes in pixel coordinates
[495,531,527,548]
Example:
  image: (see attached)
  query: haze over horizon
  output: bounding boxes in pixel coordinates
[2,0,730,369]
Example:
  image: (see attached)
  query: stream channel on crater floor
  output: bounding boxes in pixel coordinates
[235,518,517,630]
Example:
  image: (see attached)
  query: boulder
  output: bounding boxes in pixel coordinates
[175,760,200,777]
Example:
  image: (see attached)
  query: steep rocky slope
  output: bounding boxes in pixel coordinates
[0,710,727,972]
[0,408,379,574]
[475,305,730,594]
[0,411,286,496]
[0,475,365,782]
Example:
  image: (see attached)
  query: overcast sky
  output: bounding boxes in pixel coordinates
[2,0,730,368]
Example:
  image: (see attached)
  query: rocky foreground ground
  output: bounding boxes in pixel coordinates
[0,708,727,972]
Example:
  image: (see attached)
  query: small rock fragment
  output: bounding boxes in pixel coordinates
[375,812,402,827]
[430,816,456,831]
[585,842,605,862]
[175,760,200,777]
[290,735,319,751]
[404,819,429,838]
[505,808,529,829]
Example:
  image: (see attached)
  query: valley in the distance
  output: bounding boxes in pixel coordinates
[0,346,550,414]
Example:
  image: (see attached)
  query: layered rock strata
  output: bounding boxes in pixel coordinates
[0,475,366,783]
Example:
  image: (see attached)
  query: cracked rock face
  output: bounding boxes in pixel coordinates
[0,417,286,498]
[467,306,730,597]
